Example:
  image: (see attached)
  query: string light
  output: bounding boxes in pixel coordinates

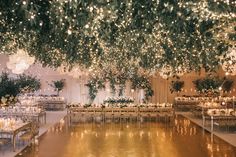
[67,29,72,35]
[222,47,236,75]
[0,0,235,80]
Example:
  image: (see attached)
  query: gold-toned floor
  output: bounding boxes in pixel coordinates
[17,116,236,157]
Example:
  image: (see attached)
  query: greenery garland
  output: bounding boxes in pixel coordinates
[130,75,154,101]
[85,77,105,103]
[108,77,116,96]
[0,0,235,75]
[85,73,153,103]
[0,1,235,101]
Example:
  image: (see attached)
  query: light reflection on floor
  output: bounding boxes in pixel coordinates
[17,115,236,157]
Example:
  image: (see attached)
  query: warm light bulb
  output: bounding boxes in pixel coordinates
[67,29,72,35]
[85,24,89,29]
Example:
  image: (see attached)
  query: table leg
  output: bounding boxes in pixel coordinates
[44,113,46,124]
[202,116,205,127]
[12,133,16,152]
[211,116,214,132]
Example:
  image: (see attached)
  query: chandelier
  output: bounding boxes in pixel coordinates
[6,49,35,74]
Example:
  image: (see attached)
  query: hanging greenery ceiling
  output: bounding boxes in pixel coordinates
[0,0,235,100]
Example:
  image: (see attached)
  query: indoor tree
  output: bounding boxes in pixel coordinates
[51,79,65,96]
[170,80,184,95]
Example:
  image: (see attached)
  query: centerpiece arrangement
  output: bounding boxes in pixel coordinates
[103,96,134,104]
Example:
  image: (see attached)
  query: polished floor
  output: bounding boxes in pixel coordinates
[17,115,236,157]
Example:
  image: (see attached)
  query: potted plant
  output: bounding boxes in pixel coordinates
[16,74,41,94]
[52,79,65,96]
[170,80,184,95]
[222,79,234,93]
[193,76,222,96]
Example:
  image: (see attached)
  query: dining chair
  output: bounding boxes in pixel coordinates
[19,122,39,146]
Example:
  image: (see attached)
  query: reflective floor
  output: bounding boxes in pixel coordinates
[17,115,236,157]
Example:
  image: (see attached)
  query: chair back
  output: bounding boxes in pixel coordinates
[31,122,39,136]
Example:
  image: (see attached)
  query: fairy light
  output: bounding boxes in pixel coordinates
[67,29,72,35]
[0,0,235,82]
[222,47,236,75]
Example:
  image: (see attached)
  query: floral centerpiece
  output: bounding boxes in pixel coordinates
[103,96,134,104]
[0,94,18,107]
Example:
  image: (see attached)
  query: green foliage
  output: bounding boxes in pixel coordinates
[83,103,92,108]
[0,0,235,74]
[50,79,65,96]
[0,72,19,101]
[104,97,134,104]
[0,1,235,101]
[131,75,154,101]
[222,78,234,92]
[109,78,116,95]
[193,76,222,94]
[170,80,184,93]
[85,74,153,103]
[118,84,125,96]
[52,79,65,92]
[16,74,41,93]
[85,77,105,102]
[193,76,234,95]
[86,82,97,102]
[0,72,41,105]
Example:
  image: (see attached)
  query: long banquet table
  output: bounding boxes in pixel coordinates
[0,107,46,124]
[19,96,66,110]
[0,122,31,151]
[175,96,236,111]
[202,108,236,131]
[67,105,175,124]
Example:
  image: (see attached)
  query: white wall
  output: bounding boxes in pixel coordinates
[0,54,142,104]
